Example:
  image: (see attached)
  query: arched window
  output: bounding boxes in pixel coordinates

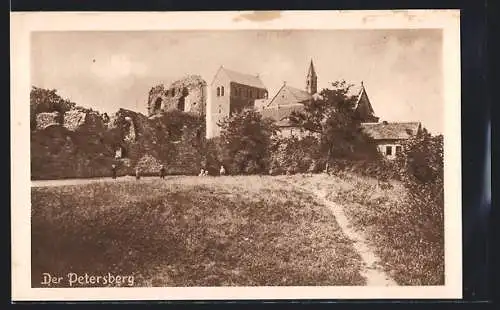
[216,87,220,97]
[177,97,185,111]
[221,86,225,96]
[154,97,162,112]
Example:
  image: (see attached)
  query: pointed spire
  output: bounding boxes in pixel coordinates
[307,59,316,77]
[306,59,318,95]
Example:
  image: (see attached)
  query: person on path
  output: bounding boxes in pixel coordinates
[219,165,226,176]
[111,164,117,179]
[159,164,166,179]
[199,169,205,177]
[135,166,141,180]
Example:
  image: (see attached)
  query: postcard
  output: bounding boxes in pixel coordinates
[11,10,461,301]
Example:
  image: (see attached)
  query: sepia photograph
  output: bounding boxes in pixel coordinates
[11,10,461,300]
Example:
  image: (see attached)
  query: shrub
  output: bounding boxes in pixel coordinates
[217,109,277,175]
[269,135,321,174]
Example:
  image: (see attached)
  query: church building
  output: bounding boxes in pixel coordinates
[256,60,322,138]
[206,66,269,138]
[257,60,379,138]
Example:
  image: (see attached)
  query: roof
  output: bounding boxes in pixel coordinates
[215,66,267,89]
[259,104,305,127]
[266,84,312,108]
[361,122,421,140]
[307,59,316,77]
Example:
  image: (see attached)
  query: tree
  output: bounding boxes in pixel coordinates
[218,109,278,174]
[30,86,76,130]
[396,129,444,185]
[395,129,444,243]
[269,135,321,175]
[30,86,76,114]
[289,80,378,161]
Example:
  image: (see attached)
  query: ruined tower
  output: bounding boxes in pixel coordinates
[305,59,318,95]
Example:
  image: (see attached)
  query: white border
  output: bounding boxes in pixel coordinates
[11,10,461,301]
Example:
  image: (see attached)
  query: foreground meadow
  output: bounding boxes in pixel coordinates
[31,175,365,287]
[291,173,445,285]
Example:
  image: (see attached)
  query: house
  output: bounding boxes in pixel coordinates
[360,121,422,159]
[257,59,378,138]
[206,66,268,138]
[257,82,316,138]
[256,60,321,138]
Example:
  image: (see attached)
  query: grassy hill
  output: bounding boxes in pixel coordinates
[31,175,365,287]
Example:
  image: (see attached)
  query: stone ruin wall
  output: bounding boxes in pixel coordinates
[31,75,209,180]
[147,75,207,117]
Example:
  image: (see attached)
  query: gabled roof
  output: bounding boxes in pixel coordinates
[266,84,312,108]
[212,66,267,89]
[348,82,374,114]
[259,104,305,127]
[361,122,421,140]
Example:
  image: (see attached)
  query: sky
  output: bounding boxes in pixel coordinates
[31,29,443,133]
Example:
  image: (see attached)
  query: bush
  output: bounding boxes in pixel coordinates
[269,135,321,175]
[217,110,277,175]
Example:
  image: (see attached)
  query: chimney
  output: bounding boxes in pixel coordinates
[382,120,388,125]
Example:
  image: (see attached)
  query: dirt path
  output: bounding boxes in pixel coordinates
[295,182,397,286]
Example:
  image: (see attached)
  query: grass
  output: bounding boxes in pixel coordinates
[289,172,444,286]
[31,175,365,287]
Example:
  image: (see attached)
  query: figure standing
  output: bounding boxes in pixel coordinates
[199,168,205,177]
[135,166,141,180]
[159,164,166,179]
[219,165,226,176]
[111,164,117,179]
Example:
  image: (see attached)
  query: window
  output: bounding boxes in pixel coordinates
[396,146,402,154]
[154,97,162,112]
[221,86,225,96]
[177,97,185,111]
[172,89,175,96]
[216,87,220,97]
[386,146,392,156]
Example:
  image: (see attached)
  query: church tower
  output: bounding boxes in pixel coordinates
[305,59,318,95]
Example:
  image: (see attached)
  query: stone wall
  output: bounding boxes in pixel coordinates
[31,104,207,179]
[147,75,207,116]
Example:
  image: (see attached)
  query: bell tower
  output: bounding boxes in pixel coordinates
[306,59,318,95]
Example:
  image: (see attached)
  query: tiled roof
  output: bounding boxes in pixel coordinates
[259,104,305,127]
[266,84,312,108]
[361,122,421,140]
[221,67,267,89]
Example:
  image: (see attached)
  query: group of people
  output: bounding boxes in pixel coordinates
[199,165,226,177]
[111,164,167,180]
[110,163,225,179]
